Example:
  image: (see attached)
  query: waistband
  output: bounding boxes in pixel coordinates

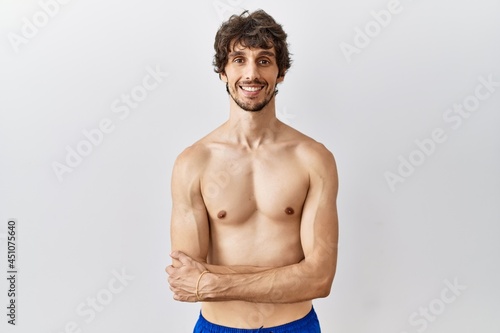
[194,306,320,333]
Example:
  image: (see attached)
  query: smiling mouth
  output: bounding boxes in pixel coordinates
[239,85,264,92]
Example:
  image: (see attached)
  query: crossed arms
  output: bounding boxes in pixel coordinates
[166,143,339,303]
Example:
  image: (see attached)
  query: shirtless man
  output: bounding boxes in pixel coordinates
[166,10,339,333]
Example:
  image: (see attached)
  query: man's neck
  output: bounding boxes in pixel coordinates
[225,101,281,149]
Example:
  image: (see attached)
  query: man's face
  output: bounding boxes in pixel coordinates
[221,43,284,112]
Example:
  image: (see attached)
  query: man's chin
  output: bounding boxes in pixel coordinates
[238,102,267,112]
[233,95,274,112]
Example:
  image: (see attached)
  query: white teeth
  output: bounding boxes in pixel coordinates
[241,86,262,92]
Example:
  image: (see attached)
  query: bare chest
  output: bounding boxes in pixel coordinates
[200,150,309,224]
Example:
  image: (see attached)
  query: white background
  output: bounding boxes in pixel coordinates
[1,0,499,332]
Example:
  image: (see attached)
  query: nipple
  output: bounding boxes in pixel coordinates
[285,207,294,215]
[217,210,227,219]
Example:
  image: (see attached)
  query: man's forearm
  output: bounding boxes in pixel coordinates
[204,263,274,274]
[199,260,333,303]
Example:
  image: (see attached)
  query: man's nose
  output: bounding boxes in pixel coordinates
[243,62,260,81]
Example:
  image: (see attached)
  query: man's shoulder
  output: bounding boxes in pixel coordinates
[286,129,335,172]
[285,127,333,161]
[175,142,211,167]
[173,139,218,183]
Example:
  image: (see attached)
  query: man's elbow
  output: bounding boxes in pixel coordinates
[315,270,335,298]
[303,258,336,299]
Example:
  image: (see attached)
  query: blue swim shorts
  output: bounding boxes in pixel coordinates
[193,306,321,333]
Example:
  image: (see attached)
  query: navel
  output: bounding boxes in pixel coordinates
[217,210,227,219]
[285,207,294,215]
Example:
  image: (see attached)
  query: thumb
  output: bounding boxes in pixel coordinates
[171,250,191,265]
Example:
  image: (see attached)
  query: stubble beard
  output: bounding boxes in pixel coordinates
[227,82,277,112]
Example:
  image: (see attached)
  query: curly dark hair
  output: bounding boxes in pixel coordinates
[213,9,292,78]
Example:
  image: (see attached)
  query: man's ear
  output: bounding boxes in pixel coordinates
[220,72,228,83]
[277,74,285,83]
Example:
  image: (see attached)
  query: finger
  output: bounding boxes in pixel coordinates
[174,294,193,303]
[168,275,176,285]
[175,251,192,266]
[170,250,182,259]
[165,265,176,276]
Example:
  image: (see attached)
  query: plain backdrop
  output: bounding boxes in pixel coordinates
[1,0,499,332]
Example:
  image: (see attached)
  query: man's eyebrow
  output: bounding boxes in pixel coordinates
[228,50,276,58]
[228,50,245,58]
[257,50,275,57]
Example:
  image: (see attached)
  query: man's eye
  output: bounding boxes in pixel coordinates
[233,58,244,63]
[259,59,270,65]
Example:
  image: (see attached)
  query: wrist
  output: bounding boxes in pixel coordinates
[196,271,210,302]
[198,271,226,301]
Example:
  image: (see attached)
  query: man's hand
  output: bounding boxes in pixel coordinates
[166,251,208,302]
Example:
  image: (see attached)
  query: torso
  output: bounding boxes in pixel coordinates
[195,123,316,328]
